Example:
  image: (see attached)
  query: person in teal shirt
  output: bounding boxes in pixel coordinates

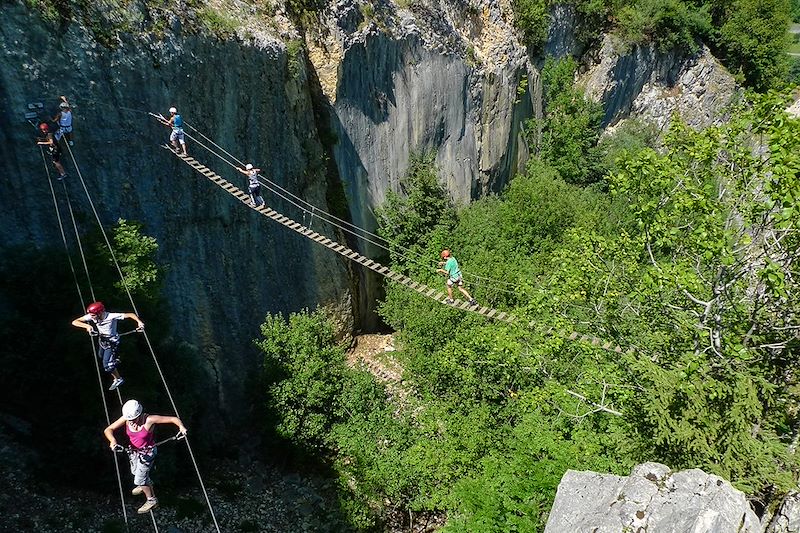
[436,249,477,306]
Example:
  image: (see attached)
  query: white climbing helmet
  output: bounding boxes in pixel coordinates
[122,399,143,420]
[169,107,177,114]
[245,164,253,170]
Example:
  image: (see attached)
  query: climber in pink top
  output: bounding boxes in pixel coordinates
[103,399,187,514]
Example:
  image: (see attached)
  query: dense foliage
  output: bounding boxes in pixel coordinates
[258,90,800,530]
[527,57,605,185]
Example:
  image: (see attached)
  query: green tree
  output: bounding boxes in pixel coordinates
[616,0,712,52]
[103,218,160,298]
[528,58,605,185]
[259,310,352,450]
[511,0,549,51]
[713,0,791,90]
[375,152,456,273]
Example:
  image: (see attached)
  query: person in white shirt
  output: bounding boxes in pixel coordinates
[52,96,74,146]
[71,301,145,390]
[237,163,264,207]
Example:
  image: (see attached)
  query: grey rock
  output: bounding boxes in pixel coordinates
[545,3,580,58]
[580,35,737,130]
[765,493,800,533]
[545,462,761,533]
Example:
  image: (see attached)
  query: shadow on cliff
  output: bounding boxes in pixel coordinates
[0,241,217,492]
[303,38,388,334]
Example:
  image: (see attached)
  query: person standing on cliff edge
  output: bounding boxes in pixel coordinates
[104,399,188,514]
[71,301,145,390]
[159,107,187,155]
[52,96,74,146]
[236,163,264,207]
[437,249,478,306]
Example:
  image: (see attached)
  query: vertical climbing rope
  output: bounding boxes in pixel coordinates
[63,142,221,533]
[59,180,96,302]
[40,146,129,526]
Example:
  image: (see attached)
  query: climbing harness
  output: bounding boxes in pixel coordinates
[113,431,187,454]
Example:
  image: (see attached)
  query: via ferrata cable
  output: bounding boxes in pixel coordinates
[62,142,222,533]
[39,145,130,526]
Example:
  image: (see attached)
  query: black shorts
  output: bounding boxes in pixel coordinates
[51,151,62,163]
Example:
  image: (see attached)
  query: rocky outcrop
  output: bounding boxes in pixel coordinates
[579,35,737,130]
[545,462,761,533]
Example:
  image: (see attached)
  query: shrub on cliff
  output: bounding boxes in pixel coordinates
[512,0,550,51]
[526,57,605,186]
[616,0,712,53]
[712,0,792,91]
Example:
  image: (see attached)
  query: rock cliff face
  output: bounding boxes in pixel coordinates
[308,0,534,237]
[0,2,349,427]
[545,463,761,533]
[579,35,737,130]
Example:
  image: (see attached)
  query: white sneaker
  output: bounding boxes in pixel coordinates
[132,486,144,496]
[108,378,124,390]
[137,498,158,514]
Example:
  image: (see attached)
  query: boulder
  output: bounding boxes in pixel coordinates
[544,462,761,533]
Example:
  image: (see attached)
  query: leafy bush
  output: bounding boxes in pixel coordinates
[104,218,160,298]
[616,0,712,52]
[598,118,660,173]
[511,0,549,51]
[786,55,800,85]
[197,5,238,36]
[375,151,456,272]
[714,0,791,91]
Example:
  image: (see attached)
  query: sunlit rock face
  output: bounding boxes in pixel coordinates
[308,0,535,226]
[580,35,737,130]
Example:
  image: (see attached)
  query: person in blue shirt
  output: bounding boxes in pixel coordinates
[436,249,477,306]
[163,107,187,155]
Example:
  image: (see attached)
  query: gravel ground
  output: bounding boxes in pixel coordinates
[1,427,354,532]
